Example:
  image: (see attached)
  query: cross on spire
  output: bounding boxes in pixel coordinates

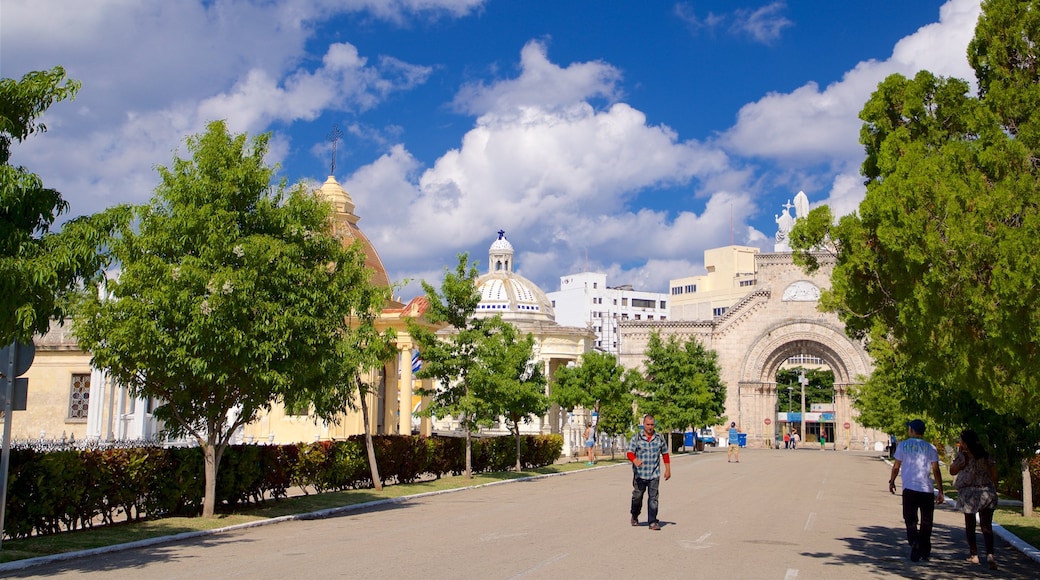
[326,124,343,176]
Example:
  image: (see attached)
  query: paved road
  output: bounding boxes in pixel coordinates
[5,448,1039,579]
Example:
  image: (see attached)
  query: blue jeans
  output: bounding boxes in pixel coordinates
[631,476,660,523]
[902,489,935,557]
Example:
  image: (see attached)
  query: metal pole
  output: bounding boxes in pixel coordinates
[799,372,807,447]
[0,342,17,549]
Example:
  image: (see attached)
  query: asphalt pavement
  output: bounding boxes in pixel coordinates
[3,447,1039,579]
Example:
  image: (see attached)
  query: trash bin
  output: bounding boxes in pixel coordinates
[738,433,747,447]
[684,432,694,447]
[695,440,705,452]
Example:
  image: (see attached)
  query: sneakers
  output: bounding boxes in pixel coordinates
[631,517,638,527]
[649,522,661,531]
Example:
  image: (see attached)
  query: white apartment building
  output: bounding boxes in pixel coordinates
[669,245,760,320]
[547,272,669,355]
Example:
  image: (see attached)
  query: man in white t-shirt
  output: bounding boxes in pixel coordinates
[889,419,944,562]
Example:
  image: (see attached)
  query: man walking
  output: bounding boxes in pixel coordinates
[627,414,671,530]
[727,422,740,462]
[889,419,944,562]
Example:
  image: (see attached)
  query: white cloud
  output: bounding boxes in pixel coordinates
[720,0,980,164]
[452,40,622,115]
[731,2,793,44]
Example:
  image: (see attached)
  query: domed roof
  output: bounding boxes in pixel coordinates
[474,231,555,322]
[316,176,390,288]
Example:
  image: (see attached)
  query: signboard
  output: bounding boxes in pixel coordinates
[764,418,772,425]
[843,422,851,430]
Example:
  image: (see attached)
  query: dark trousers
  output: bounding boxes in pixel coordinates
[631,476,660,523]
[965,508,996,556]
[902,489,936,557]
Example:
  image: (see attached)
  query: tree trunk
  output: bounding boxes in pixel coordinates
[1023,458,1034,518]
[202,443,218,518]
[514,426,522,472]
[360,391,382,492]
[465,427,473,479]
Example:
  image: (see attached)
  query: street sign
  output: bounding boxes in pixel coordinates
[843,421,851,429]
[0,342,34,378]
[0,378,28,411]
[764,418,772,425]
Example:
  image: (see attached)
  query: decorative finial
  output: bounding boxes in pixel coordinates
[497,229,506,240]
[326,124,343,176]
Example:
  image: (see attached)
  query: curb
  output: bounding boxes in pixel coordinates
[0,462,619,574]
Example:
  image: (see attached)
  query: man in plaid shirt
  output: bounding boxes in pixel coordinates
[627,414,671,530]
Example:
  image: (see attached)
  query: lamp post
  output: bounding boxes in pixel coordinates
[799,371,808,445]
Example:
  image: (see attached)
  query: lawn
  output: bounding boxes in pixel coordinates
[0,459,620,564]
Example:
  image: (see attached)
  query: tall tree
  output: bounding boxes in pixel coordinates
[552,350,636,456]
[471,317,548,471]
[74,121,387,517]
[790,0,1040,515]
[407,253,487,478]
[638,331,726,449]
[775,367,835,413]
[0,66,128,344]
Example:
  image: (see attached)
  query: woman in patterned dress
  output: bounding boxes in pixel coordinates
[949,429,999,570]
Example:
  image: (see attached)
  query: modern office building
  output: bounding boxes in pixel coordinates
[547,272,669,355]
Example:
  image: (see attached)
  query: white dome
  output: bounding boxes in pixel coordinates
[474,231,555,322]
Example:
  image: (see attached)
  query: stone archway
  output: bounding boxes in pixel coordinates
[737,320,873,448]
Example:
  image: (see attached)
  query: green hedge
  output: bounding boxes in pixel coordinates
[1,433,562,540]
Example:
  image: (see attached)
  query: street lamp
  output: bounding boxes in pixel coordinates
[799,371,808,445]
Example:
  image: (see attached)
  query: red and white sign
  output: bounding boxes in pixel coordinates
[764,418,772,425]
[843,422,851,430]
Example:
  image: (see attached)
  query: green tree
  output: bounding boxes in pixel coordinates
[407,253,488,478]
[552,350,635,456]
[471,317,548,471]
[73,121,388,517]
[638,331,726,449]
[775,367,835,414]
[0,66,128,344]
[790,0,1040,515]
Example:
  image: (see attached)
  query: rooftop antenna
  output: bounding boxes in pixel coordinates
[326,124,343,176]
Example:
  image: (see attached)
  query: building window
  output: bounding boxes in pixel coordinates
[660,316,667,321]
[671,287,682,295]
[622,298,628,306]
[69,373,90,421]
[739,279,756,287]
[659,301,666,309]
[685,284,697,293]
[632,298,655,308]
[647,315,654,320]
[593,283,598,289]
[621,313,629,320]
[613,299,617,305]
[635,314,641,320]
[552,300,556,307]
[713,307,728,317]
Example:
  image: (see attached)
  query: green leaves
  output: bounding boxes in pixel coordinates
[638,331,726,434]
[0,67,119,344]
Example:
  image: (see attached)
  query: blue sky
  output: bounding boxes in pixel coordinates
[3,0,981,298]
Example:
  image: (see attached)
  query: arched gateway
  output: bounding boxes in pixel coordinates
[618,253,885,449]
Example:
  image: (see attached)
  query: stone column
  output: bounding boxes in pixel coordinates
[399,346,414,435]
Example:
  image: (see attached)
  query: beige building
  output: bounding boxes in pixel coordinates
[668,245,760,320]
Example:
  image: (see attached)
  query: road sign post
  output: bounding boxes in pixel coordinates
[0,341,34,550]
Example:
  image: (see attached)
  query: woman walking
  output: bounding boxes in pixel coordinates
[949,429,999,570]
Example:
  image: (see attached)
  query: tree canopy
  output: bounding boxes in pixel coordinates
[74,120,388,517]
[637,331,726,441]
[789,0,1040,511]
[407,253,490,478]
[0,66,128,344]
[552,350,637,442]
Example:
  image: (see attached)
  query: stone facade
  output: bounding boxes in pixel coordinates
[619,252,886,449]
